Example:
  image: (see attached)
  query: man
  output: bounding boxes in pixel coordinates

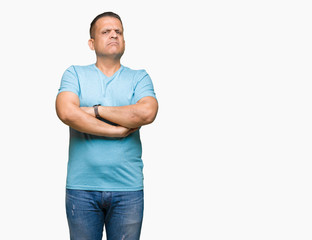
[56,12,158,240]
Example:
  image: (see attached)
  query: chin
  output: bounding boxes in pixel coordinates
[96,48,125,58]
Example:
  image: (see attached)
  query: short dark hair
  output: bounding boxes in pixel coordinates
[90,12,123,39]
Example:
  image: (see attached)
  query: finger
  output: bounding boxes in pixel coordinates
[129,128,138,134]
[124,128,136,136]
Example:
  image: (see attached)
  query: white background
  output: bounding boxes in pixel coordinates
[0,0,311,239]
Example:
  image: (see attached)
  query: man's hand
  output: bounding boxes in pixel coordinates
[113,126,139,138]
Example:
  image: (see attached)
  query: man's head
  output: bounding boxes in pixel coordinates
[88,12,125,60]
[89,12,123,39]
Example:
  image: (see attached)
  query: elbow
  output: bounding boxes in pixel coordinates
[144,112,156,125]
[55,92,81,126]
[56,107,76,125]
[56,109,70,125]
[127,109,156,128]
[133,97,158,127]
[141,107,158,125]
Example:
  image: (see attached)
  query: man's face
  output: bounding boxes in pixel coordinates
[89,17,125,59]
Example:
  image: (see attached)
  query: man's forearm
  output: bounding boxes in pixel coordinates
[59,106,116,136]
[56,92,136,137]
[97,97,158,128]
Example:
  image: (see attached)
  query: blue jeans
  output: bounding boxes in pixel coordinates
[66,189,144,240]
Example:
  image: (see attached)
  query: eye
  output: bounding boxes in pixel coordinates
[102,31,107,34]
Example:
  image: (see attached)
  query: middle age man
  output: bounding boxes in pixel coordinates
[56,11,158,240]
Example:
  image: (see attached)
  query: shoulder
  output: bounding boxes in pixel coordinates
[63,64,97,79]
[121,65,149,80]
[70,64,96,74]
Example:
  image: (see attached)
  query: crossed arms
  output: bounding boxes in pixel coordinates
[56,91,158,138]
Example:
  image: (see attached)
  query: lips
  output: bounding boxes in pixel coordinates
[108,42,118,45]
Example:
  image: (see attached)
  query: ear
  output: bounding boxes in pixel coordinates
[88,39,95,50]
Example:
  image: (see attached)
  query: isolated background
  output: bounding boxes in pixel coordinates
[0,0,311,239]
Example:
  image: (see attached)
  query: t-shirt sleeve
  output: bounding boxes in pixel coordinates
[133,70,157,103]
[58,65,80,96]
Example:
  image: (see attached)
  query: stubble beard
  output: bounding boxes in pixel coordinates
[96,48,125,60]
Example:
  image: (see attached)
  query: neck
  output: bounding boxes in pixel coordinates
[95,57,121,77]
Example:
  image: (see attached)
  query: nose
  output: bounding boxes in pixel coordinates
[110,30,118,38]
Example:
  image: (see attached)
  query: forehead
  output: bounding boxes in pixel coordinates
[95,16,123,30]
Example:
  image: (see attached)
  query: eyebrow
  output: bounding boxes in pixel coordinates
[101,28,122,32]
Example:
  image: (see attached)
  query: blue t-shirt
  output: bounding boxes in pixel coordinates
[58,64,156,191]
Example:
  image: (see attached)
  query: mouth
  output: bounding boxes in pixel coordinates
[108,42,118,45]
